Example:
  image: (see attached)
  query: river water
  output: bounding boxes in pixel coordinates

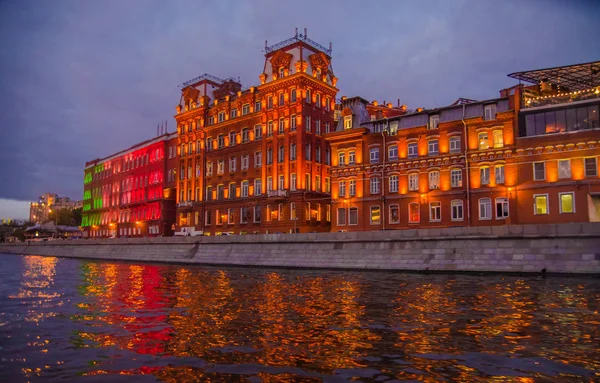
[0,254,598,382]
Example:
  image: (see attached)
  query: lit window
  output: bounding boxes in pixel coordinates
[429,202,441,222]
[344,115,352,129]
[451,200,463,221]
[533,162,546,181]
[495,165,505,184]
[428,171,440,190]
[290,202,296,220]
[559,192,574,213]
[389,205,399,224]
[370,206,381,225]
[484,104,497,120]
[478,132,489,150]
[409,202,420,223]
[479,198,492,220]
[534,194,548,215]
[584,157,598,177]
[558,159,571,179]
[493,130,504,148]
[496,198,509,219]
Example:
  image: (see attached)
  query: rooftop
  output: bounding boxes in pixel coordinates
[508,60,600,91]
[265,29,332,57]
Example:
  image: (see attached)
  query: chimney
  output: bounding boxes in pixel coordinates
[397,98,400,107]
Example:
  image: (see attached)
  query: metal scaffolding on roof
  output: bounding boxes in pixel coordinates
[507,60,600,91]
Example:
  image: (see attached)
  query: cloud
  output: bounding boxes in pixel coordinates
[0,0,598,202]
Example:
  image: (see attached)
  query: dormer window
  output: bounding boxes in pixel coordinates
[344,115,352,130]
[279,67,285,79]
[484,104,497,120]
[429,115,439,130]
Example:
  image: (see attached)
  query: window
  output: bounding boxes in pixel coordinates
[325,177,331,193]
[534,194,548,215]
[254,179,262,195]
[267,148,273,165]
[206,137,213,152]
[279,118,285,134]
[478,132,489,150]
[290,115,297,131]
[450,136,461,153]
[409,203,420,223]
[316,146,321,163]
[217,185,224,200]
[278,175,284,190]
[278,203,283,221]
[495,165,505,184]
[239,181,248,198]
[408,142,418,158]
[325,122,330,134]
[290,89,297,103]
[370,148,380,163]
[290,143,297,160]
[349,207,358,225]
[290,173,296,191]
[484,104,497,120]
[451,169,462,188]
[230,109,237,119]
[389,175,398,193]
[370,177,381,194]
[254,101,262,112]
[305,144,311,161]
[370,206,381,225]
[241,155,249,170]
[315,119,321,135]
[408,173,419,191]
[242,128,250,143]
[305,173,311,190]
[255,151,262,167]
[480,166,490,185]
[429,202,441,222]
[325,148,330,165]
[522,105,599,136]
[209,116,215,125]
[218,134,225,149]
[585,157,598,177]
[337,208,346,225]
[254,205,261,222]
[267,121,274,136]
[493,130,504,148]
[495,198,509,219]
[558,159,571,179]
[267,176,273,191]
[228,208,234,224]
[305,116,311,132]
[339,180,346,197]
[254,124,262,140]
[389,205,399,224]
[205,186,213,201]
[216,210,223,225]
[533,162,546,181]
[428,140,439,156]
[338,152,346,166]
[204,210,212,226]
[429,115,439,130]
[218,111,225,123]
[240,207,248,224]
[348,151,356,165]
[316,94,321,108]
[451,200,463,221]
[428,171,440,190]
[344,115,352,129]
[229,157,236,172]
[388,145,398,160]
[267,95,273,109]
[278,92,284,107]
[559,192,575,213]
[479,198,492,220]
[278,146,285,163]
[306,89,311,103]
[290,202,297,220]
[242,104,250,115]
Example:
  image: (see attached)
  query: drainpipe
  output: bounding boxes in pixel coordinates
[462,104,471,226]
[381,125,386,231]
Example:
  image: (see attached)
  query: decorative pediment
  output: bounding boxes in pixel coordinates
[182,86,200,102]
[270,51,293,73]
[341,107,353,117]
[309,52,330,70]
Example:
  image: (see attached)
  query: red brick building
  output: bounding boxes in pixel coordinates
[325,61,600,231]
[82,132,178,238]
[174,31,338,235]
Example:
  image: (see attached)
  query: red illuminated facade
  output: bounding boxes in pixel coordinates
[174,31,338,235]
[82,132,178,238]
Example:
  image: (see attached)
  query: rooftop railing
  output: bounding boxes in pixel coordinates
[523,87,600,109]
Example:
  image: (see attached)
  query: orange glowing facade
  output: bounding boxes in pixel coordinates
[174,31,338,235]
[82,132,178,238]
[326,61,600,230]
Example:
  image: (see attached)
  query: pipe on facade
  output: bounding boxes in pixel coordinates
[462,104,471,226]
[381,125,386,231]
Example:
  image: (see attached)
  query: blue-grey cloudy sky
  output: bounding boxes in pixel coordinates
[0,0,598,219]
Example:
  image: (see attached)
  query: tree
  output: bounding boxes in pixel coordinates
[72,207,82,226]
[48,208,75,226]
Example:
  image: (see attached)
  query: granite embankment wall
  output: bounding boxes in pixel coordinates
[2,223,600,274]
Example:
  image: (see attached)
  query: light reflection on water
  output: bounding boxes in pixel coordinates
[0,254,598,382]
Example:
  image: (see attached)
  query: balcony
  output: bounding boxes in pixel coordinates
[177,201,193,208]
[523,87,600,109]
[267,189,287,198]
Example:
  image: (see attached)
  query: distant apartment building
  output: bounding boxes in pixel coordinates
[173,30,340,235]
[82,132,178,238]
[325,61,600,230]
[29,193,82,224]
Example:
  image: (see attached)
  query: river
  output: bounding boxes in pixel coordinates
[0,253,598,382]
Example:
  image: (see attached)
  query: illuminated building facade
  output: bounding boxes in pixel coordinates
[174,30,338,235]
[29,193,82,224]
[326,61,600,230]
[82,132,178,238]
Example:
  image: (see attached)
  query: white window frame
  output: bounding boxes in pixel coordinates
[495,164,505,184]
[370,177,381,194]
[428,171,440,190]
[558,159,571,179]
[493,130,504,148]
[429,201,441,222]
[408,173,419,191]
[584,157,598,177]
[533,194,549,215]
[290,173,297,191]
[389,175,398,193]
[478,132,489,150]
[449,136,461,153]
[388,145,398,160]
[451,200,463,221]
[429,115,439,130]
[254,179,262,195]
[451,169,462,188]
[495,197,509,219]
[478,198,492,220]
[241,181,249,197]
[339,180,346,197]
[408,202,420,223]
[484,104,497,121]
[370,148,380,163]
[408,142,418,158]
[559,192,575,214]
[533,162,546,181]
[349,179,356,196]
[389,204,400,224]
[428,140,439,156]
[480,166,490,185]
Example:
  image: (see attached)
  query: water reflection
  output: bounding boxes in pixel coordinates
[0,254,599,382]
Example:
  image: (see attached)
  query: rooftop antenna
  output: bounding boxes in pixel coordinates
[304,28,307,37]
[265,40,268,50]
[329,41,332,52]
[295,27,298,37]
[156,123,159,136]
